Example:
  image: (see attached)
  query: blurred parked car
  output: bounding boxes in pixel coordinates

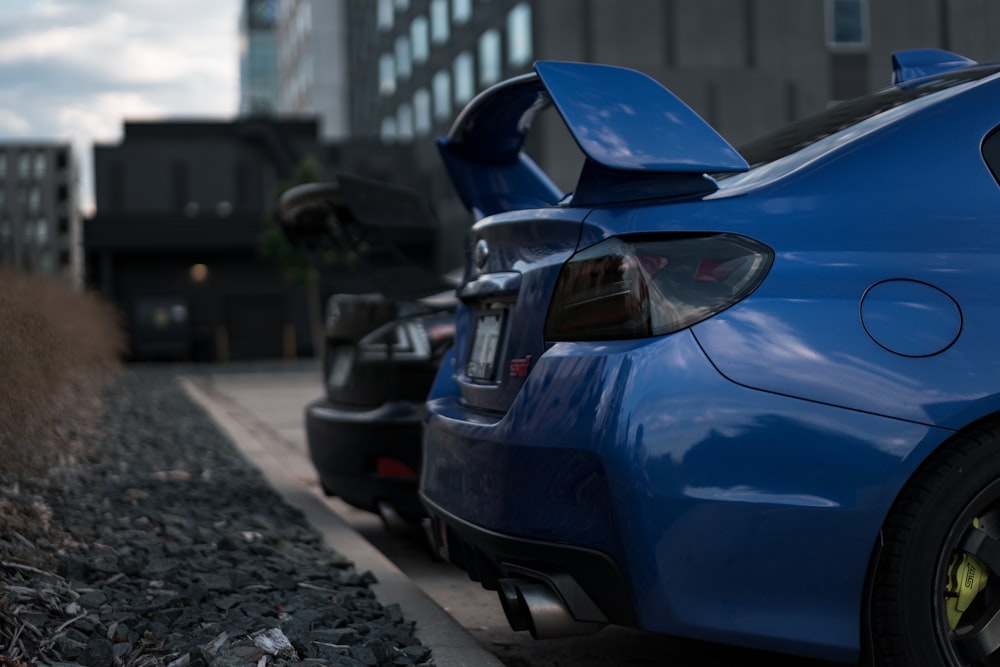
[420,50,1000,666]
[279,175,457,524]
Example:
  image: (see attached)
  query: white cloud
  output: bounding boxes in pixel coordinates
[57,92,166,144]
[0,109,31,134]
[0,0,242,213]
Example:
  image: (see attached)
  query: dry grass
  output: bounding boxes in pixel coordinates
[0,267,125,478]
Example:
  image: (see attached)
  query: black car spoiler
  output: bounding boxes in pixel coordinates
[278,175,454,300]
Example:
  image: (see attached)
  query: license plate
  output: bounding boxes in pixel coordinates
[466,311,504,380]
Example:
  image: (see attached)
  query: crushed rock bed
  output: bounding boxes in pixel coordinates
[0,367,432,667]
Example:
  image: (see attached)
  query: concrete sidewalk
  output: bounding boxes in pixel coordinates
[180,365,504,667]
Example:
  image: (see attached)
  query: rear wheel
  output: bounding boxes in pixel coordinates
[872,422,1000,666]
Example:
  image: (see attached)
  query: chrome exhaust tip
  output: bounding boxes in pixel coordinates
[497,578,606,639]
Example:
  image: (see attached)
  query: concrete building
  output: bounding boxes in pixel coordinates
[239,0,280,114]
[83,117,438,362]
[342,0,1000,194]
[276,0,351,139]
[85,119,322,362]
[0,142,81,287]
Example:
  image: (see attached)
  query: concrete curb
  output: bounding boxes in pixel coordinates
[180,377,505,667]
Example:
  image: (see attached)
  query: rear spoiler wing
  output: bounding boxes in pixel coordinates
[891,48,977,85]
[437,61,748,219]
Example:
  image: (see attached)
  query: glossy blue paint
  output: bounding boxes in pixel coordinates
[860,279,962,357]
[424,331,952,661]
[534,61,748,173]
[421,54,1000,663]
[437,73,562,219]
[892,48,977,84]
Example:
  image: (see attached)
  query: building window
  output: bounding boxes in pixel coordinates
[377,0,394,30]
[0,153,6,179]
[395,0,409,10]
[33,152,47,179]
[507,3,532,67]
[411,16,430,65]
[381,116,398,142]
[397,103,415,142]
[379,52,397,94]
[433,70,452,120]
[453,51,474,104]
[431,0,449,44]
[396,35,412,80]
[826,0,868,47]
[18,152,30,179]
[452,0,471,24]
[27,187,40,214]
[478,29,501,87]
[414,88,432,135]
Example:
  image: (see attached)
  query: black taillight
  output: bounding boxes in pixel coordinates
[545,234,772,341]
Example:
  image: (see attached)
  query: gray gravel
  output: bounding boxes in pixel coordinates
[0,367,432,667]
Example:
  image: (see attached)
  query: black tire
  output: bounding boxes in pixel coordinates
[871,421,1000,666]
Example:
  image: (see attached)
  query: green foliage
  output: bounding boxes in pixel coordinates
[258,155,326,289]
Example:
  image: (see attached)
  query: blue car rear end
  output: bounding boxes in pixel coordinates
[421,53,1000,664]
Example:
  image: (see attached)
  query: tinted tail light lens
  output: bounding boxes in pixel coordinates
[545,234,773,341]
[358,314,454,361]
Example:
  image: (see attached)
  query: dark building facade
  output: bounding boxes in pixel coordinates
[84,117,443,362]
[342,0,1000,197]
[85,119,323,362]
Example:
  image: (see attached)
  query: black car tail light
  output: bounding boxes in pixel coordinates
[545,234,773,341]
[357,314,455,362]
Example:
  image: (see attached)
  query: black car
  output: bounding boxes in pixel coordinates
[278,175,458,524]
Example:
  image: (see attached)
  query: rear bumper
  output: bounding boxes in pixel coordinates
[305,397,425,520]
[420,331,944,661]
[422,493,638,627]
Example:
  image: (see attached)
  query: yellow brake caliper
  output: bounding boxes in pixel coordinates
[946,518,989,630]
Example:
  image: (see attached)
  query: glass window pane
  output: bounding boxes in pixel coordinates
[507,3,532,67]
[478,29,501,87]
[453,51,474,104]
[379,53,397,94]
[33,152,46,179]
[377,0,394,30]
[433,70,452,120]
[431,0,449,44]
[397,103,414,141]
[414,88,431,135]
[396,35,412,79]
[381,116,398,142]
[452,0,471,24]
[411,16,430,64]
[827,0,867,45]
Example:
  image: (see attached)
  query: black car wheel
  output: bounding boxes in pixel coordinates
[872,421,1000,666]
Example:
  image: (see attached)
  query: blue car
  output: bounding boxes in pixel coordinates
[420,49,1000,666]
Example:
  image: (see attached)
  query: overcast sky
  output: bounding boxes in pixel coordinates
[0,0,242,213]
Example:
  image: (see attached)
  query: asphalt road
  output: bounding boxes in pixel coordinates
[183,361,857,667]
